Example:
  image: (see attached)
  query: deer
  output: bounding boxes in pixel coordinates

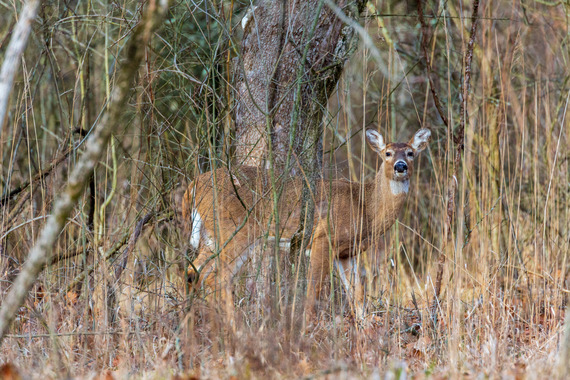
[181,128,431,324]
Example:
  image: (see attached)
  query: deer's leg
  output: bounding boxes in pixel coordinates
[306,225,333,320]
[204,238,259,328]
[336,256,367,320]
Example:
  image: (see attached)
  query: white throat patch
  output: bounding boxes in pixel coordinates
[390,180,409,195]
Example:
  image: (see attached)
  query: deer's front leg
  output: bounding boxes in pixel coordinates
[306,224,333,321]
[336,256,367,320]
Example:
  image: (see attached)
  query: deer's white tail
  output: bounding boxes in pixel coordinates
[190,208,202,249]
[186,186,202,250]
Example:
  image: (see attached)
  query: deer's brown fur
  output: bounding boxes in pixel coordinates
[181,128,431,322]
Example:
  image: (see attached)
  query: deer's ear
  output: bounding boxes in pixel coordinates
[410,128,431,152]
[366,129,386,154]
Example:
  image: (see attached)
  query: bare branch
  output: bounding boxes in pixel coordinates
[0,144,75,208]
[417,0,449,127]
[0,0,171,344]
[0,0,40,129]
[113,212,154,281]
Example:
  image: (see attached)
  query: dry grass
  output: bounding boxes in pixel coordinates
[0,0,568,378]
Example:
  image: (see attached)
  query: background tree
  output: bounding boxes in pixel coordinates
[234,0,365,169]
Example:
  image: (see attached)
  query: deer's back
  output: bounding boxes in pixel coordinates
[183,167,374,243]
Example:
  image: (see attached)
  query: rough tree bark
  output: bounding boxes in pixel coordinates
[234,0,366,170]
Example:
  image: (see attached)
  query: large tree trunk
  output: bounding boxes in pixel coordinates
[232,0,367,302]
[234,0,366,171]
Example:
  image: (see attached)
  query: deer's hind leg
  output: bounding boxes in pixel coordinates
[215,238,261,329]
[188,230,259,328]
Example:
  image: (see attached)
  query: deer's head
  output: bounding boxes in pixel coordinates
[366,128,431,186]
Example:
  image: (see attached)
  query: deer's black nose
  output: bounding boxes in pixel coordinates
[394,161,408,173]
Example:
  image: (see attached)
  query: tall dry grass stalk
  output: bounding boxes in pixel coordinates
[0,0,568,378]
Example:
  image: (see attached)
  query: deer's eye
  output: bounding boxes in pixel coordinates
[407,151,414,158]
[385,152,392,157]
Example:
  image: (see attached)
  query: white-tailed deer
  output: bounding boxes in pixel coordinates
[181,128,431,322]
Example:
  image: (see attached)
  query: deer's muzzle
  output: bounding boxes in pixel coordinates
[394,160,408,173]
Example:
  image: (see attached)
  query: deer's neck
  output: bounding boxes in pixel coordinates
[367,164,409,235]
